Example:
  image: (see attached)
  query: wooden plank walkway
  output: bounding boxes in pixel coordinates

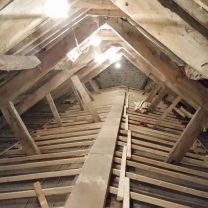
[65,90,125,208]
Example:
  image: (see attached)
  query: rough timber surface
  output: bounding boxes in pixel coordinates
[0,88,207,208]
[0,89,121,207]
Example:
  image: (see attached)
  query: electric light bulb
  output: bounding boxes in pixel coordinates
[115,62,121,69]
[90,35,101,46]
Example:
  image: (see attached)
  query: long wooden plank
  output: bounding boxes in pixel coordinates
[65,91,125,208]
[33,181,49,208]
[114,157,208,187]
[0,186,73,200]
[117,146,127,200]
[0,150,88,165]
[0,157,85,171]
[110,187,190,208]
[0,55,41,71]
[123,177,130,208]
[113,169,208,199]
[0,169,80,184]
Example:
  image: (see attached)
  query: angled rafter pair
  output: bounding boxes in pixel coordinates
[0,16,102,155]
[1,14,208,161]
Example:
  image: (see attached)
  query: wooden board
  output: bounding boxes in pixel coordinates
[65,91,125,208]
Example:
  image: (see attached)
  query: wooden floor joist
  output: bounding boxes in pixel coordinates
[0,186,73,201]
[65,91,125,208]
[117,146,127,200]
[110,187,190,208]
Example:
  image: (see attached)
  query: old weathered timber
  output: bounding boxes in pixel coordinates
[1,102,40,155]
[166,107,208,163]
[65,91,125,208]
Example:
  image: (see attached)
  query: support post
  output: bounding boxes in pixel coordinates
[1,102,40,155]
[71,84,85,110]
[89,79,100,93]
[145,84,161,103]
[71,75,100,122]
[46,93,62,127]
[166,107,207,163]
[153,96,181,128]
[83,83,94,101]
[148,86,168,111]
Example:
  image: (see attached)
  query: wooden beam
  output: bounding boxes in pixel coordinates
[33,181,49,208]
[154,96,181,128]
[194,0,208,11]
[71,75,100,122]
[88,9,126,17]
[110,0,208,79]
[0,150,88,165]
[113,169,208,199]
[46,93,62,127]
[125,115,128,130]
[65,91,125,208]
[145,83,161,103]
[160,0,208,38]
[83,83,94,101]
[148,86,168,111]
[0,186,73,201]
[17,64,87,115]
[71,83,85,110]
[0,169,79,184]
[166,108,208,163]
[1,101,40,155]
[121,47,163,83]
[110,186,190,208]
[52,47,122,100]
[0,64,87,129]
[0,16,101,107]
[0,0,13,11]
[74,0,116,9]
[127,130,131,159]
[123,177,130,208]
[107,18,208,112]
[117,146,127,200]
[89,79,100,93]
[0,55,41,71]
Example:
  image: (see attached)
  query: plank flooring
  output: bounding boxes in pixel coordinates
[0,87,207,208]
